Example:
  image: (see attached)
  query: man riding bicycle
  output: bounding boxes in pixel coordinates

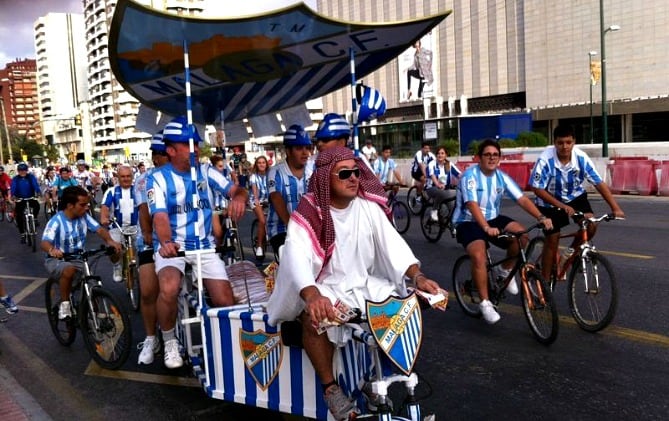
[267,146,441,421]
[374,144,405,191]
[452,139,553,324]
[40,186,122,320]
[0,166,11,200]
[410,141,435,204]
[530,125,625,281]
[52,167,79,205]
[10,162,41,243]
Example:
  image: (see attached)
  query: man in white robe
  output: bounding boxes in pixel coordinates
[267,146,440,420]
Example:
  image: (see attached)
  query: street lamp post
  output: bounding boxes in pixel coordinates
[0,96,7,164]
[600,0,620,157]
[588,51,598,144]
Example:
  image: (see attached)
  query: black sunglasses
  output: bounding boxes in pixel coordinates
[334,167,360,180]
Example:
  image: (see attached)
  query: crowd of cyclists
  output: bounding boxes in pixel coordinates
[0,112,626,420]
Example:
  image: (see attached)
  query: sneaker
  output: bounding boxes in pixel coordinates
[479,299,501,324]
[430,209,439,222]
[505,276,519,295]
[58,301,72,320]
[163,338,183,369]
[20,235,26,244]
[362,382,393,412]
[113,262,123,283]
[558,247,575,281]
[0,295,18,314]
[255,246,265,260]
[137,336,161,365]
[415,196,422,204]
[323,384,358,421]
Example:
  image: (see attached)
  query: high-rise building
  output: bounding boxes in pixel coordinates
[0,59,40,145]
[33,13,88,162]
[318,0,669,149]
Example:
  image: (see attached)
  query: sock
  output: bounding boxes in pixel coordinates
[162,328,176,342]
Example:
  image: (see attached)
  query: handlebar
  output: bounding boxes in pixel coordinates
[13,197,39,202]
[572,211,625,224]
[174,244,234,258]
[496,223,545,240]
[60,245,117,261]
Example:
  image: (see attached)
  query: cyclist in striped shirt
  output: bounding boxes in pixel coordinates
[41,186,122,320]
[147,116,248,369]
[266,124,311,259]
[100,164,138,283]
[452,139,553,324]
[530,125,624,282]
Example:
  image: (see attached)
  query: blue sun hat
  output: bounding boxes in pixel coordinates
[162,115,202,143]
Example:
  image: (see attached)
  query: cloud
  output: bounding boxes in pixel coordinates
[0,0,83,67]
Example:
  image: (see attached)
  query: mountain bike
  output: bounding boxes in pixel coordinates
[15,197,38,252]
[386,183,410,234]
[526,212,622,332]
[110,218,140,312]
[452,224,559,345]
[419,191,456,243]
[44,245,133,369]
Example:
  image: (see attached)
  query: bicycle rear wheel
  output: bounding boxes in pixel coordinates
[568,253,617,332]
[44,277,77,346]
[452,255,482,317]
[391,200,410,234]
[406,186,423,216]
[521,269,559,345]
[420,205,444,243]
[81,287,132,369]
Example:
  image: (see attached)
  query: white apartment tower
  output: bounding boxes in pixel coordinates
[83,0,155,163]
[33,13,88,162]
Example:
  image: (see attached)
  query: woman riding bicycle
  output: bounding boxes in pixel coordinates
[42,166,58,214]
[248,155,269,260]
[452,139,553,325]
[425,146,461,221]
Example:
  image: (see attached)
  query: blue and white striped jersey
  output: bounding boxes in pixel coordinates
[248,173,268,203]
[42,211,101,254]
[374,157,397,184]
[101,185,138,227]
[530,146,603,206]
[426,161,461,189]
[452,165,524,224]
[266,161,308,239]
[147,163,233,251]
[411,150,435,173]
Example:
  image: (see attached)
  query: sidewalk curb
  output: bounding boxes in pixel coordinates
[0,363,52,420]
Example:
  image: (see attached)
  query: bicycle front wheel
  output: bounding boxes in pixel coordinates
[568,253,617,332]
[391,200,411,234]
[81,287,132,369]
[44,277,77,346]
[452,255,482,317]
[406,186,423,215]
[521,269,559,345]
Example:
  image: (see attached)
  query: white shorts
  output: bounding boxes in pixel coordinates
[154,251,229,281]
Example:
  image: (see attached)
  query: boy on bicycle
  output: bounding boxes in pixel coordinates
[41,186,122,320]
[452,139,553,324]
[530,125,625,281]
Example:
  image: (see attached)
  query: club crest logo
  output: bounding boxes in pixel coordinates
[366,293,423,375]
[239,329,283,390]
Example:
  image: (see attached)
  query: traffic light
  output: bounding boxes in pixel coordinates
[74,114,81,126]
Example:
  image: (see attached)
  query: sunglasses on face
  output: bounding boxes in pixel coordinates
[334,167,360,180]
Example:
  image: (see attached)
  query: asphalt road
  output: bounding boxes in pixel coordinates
[0,193,668,420]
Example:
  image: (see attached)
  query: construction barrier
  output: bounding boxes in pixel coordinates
[499,161,534,190]
[608,159,658,195]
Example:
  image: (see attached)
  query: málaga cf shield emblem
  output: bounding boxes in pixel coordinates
[239,329,283,390]
[366,293,423,375]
